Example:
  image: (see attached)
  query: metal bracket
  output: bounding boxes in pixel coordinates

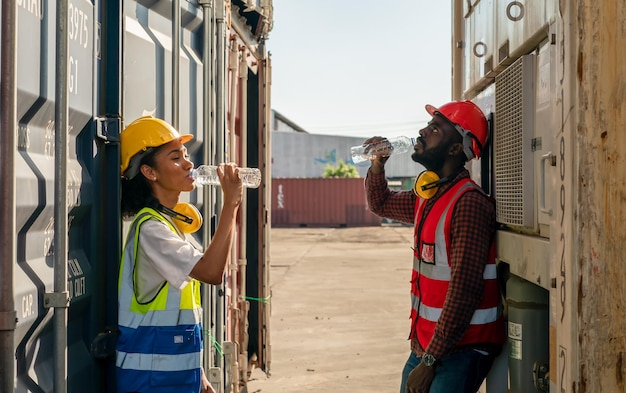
[0,310,17,331]
[43,292,70,308]
[540,152,556,215]
[222,341,239,393]
[208,367,222,392]
[533,361,550,392]
[223,341,236,356]
[91,327,117,359]
[95,116,121,143]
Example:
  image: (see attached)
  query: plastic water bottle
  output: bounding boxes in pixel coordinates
[350,136,415,165]
[191,165,262,188]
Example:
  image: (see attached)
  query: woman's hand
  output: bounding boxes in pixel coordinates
[218,163,243,208]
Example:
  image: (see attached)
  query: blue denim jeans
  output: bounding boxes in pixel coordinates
[399,349,496,393]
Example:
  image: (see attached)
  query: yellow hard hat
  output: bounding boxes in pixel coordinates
[120,116,193,178]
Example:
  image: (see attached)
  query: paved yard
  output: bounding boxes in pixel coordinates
[247,225,415,393]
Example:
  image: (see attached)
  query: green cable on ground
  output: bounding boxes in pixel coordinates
[244,295,271,304]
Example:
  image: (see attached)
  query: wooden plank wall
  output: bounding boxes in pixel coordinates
[576,1,626,392]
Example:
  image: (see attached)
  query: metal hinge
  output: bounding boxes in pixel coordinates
[0,310,17,331]
[43,292,70,308]
[531,137,542,152]
[95,116,121,143]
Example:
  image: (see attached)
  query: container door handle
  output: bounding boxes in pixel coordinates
[540,152,556,215]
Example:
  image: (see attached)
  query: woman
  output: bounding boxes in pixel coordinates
[116,116,243,393]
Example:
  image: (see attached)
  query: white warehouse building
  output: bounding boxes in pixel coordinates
[271,110,422,181]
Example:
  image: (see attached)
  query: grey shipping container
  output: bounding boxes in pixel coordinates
[1,1,273,392]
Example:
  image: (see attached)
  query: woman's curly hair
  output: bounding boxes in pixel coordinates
[120,148,161,219]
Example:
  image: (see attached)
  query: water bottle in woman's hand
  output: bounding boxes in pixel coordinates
[192,165,261,188]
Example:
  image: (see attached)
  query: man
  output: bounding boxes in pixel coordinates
[364,101,505,393]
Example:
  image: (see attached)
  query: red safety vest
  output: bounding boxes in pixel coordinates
[410,178,504,351]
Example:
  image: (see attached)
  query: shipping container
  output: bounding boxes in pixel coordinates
[271,178,382,227]
[453,1,626,392]
[0,1,273,392]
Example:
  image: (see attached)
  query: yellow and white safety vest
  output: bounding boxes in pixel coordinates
[116,207,203,393]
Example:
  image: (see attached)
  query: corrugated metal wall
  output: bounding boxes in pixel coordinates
[3,1,272,392]
[271,178,382,227]
[13,0,101,391]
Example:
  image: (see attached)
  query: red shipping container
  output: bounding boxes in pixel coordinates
[271,178,383,227]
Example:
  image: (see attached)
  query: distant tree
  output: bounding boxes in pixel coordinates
[322,160,360,178]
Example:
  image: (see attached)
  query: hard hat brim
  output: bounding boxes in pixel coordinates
[425,104,439,117]
[179,134,194,144]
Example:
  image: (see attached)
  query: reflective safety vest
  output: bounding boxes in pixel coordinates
[410,178,504,351]
[116,207,203,393]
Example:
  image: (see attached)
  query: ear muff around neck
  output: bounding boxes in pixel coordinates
[158,202,203,233]
[413,171,450,199]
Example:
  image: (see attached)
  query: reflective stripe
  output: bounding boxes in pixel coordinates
[116,350,201,372]
[418,261,450,280]
[418,303,500,325]
[166,279,182,310]
[118,212,153,294]
[435,182,477,264]
[411,293,419,311]
[483,264,497,279]
[118,308,203,329]
[416,259,497,281]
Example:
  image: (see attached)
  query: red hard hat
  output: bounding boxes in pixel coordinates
[425,101,488,159]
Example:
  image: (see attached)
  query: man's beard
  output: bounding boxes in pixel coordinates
[411,142,449,172]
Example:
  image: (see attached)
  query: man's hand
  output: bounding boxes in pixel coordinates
[363,136,391,174]
[405,362,435,393]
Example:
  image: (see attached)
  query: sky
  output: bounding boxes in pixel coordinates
[266,0,453,139]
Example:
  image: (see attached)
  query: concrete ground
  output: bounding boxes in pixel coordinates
[247,225,415,393]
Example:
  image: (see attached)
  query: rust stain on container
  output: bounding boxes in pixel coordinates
[271,178,382,227]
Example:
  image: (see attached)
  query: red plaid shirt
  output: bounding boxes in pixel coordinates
[365,168,499,359]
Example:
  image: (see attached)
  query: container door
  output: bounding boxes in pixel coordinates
[495,0,557,65]
[245,55,273,376]
[13,0,118,392]
[463,0,495,95]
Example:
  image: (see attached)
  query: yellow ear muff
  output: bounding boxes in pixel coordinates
[172,202,203,233]
[413,170,441,199]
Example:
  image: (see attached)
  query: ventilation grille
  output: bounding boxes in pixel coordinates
[494,55,535,227]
